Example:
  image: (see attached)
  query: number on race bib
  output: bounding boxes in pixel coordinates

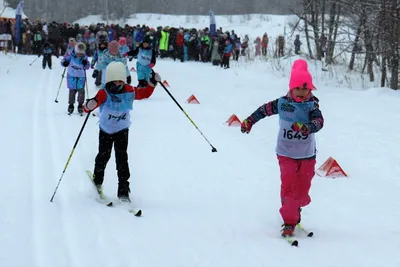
[283,129,308,140]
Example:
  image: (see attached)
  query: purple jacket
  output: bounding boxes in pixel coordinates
[61,51,90,78]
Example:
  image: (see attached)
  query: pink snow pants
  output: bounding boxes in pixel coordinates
[277,155,316,225]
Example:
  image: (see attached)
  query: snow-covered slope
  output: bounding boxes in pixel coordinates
[1,49,399,267]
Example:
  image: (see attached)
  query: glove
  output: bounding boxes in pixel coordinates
[241,118,254,134]
[148,70,161,87]
[82,59,88,66]
[122,52,128,57]
[291,122,310,134]
[150,69,161,81]
[62,61,69,67]
[92,70,99,78]
[84,98,98,112]
[127,76,131,85]
[149,63,155,69]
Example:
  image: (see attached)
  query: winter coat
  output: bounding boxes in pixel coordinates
[96,50,129,86]
[224,42,233,56]
[159,31,169,51]
[247,93,323,159]
[61,51,90,89]
[176,33,184,47]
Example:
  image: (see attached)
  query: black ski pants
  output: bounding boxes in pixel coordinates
[93,128,130,187]
[42,54,52,69]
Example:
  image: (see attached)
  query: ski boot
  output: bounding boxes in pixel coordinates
[117,183,131,203]
[67,104,74,114]
[77,104,83,115]
[281,224,296,237]
[298,207,302,224]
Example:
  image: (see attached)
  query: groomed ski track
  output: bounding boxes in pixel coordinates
[0,53,399,267]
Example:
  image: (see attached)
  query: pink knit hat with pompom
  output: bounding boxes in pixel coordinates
[289,59,315,90]
[119,37,127,46]
[108,40,120,55]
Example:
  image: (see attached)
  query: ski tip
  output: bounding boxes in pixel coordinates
[291,240,299,246]
[134,209,142,217]
[107,202,113,207]
[307,232,314,237]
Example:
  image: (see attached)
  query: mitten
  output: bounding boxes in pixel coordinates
[84,98,98,112]
[62,61,69,67]
[137,79,147,88]
[81,59,88,66]
[92,70,99,78]
[149,70,161,86]
[127,76,131,85]
[241,118,254,134]
[291,122,310,134]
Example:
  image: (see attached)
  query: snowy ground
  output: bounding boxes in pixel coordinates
[1,50,400,267]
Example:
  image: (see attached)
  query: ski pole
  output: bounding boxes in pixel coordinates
[158,81,217,153]
[50,111,92,202]
[84,68,89,98]
[54,68,66,103]
[29,56,39,66]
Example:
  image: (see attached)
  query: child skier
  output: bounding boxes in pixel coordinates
[64,37,76,56]
[88,33,97,56]
[94,40,130,89]
[128,35,156,88]
[91,39,108,87]
[61,42,90,114]
[39,41,57,69]
[240,59,324,237]
[83,62,161,202]
[118,37,129,57]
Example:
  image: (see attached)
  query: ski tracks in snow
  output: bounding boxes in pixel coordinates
[30,67,120,267]
[29,67,103,267]
[30,69,71,267]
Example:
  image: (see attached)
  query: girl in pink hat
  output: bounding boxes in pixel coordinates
[240,59,324,238]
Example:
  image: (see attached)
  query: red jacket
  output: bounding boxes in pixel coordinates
[176,33,184,47]
[84,84,155,112]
